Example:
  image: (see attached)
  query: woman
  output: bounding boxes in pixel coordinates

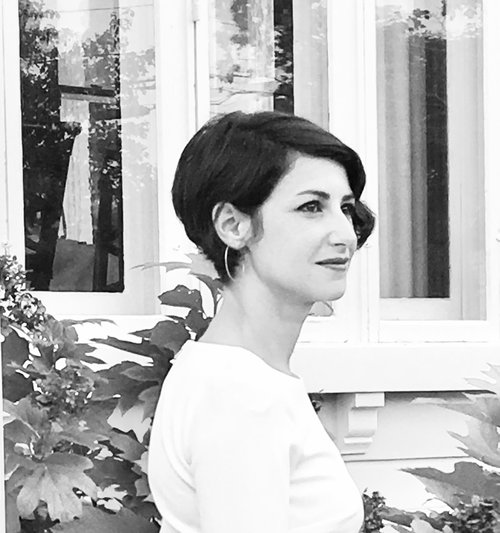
[148,111,375,533]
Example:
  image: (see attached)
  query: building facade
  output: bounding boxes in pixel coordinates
[1,0,500,520]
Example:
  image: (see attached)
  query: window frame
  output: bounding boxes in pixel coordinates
[1,0,168,316]
[327,0,500,343]
[192,0,500,345]
[376,0,486,322]
[1,0,498,362]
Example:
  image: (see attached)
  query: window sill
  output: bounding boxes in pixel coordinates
[292,341,500,393]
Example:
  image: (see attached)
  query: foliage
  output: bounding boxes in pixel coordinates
[2,253,220,532]
[373,363,500,533]
[362,490,386,533]
[377,1,482,40]
[361,490,498,533]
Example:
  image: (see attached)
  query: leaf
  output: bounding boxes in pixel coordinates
[89,457,140,493]
[410,519,442,533]
[158,285,202,310]
[129,328,153,338]
[108,432,146,462]
[138,385,161,421]
[467,365,500,396]
[402,461,500,507]
[17,453,97,522]
[51,418,105,450]
[439,393,500,427]
[67,344,105,365]
[60,318,115,328]
[118,381,156,414]
[121,365,162,383]
[6,492,21,533]
[92,337,160,358]
[3,371,33,402]
[4,441,37,477]
[2,329,30,370]
[84,399,118,435]
[132,260,190,273]
[16,466,45,518]
[134,474,151,498]
[190,272,223,313]
[381,506,416,527]
[381,506,445,530]
[4,397,48,439]
[449,418,500,468]
[149,320,189,353]
[185,309,211,338]
[93,363,143,400]
[391,526,413,533]
[187,252,218,278]
[52,504,159,533]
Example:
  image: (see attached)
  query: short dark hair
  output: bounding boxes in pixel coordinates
[172,111,375,283]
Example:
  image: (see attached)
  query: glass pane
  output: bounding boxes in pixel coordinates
[376,0,485,312]
[208,0,328,128]
[19,0,157,292]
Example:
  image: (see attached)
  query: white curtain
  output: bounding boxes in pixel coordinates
[293,0,328,128]
[377,3,436,298]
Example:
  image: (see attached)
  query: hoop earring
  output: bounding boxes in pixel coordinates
[224,245,236,282]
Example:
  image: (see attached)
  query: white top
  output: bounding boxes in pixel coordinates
[148,340,364,533]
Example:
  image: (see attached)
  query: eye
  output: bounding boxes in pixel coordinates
[298,200,322,213]
[341,203,356,219]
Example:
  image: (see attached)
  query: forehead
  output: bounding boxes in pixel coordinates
[270,155,352,199]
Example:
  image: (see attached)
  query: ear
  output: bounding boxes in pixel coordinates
[212,202,253,250]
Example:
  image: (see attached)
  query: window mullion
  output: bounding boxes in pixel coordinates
[482,0,500,338]
[2,0,24,263]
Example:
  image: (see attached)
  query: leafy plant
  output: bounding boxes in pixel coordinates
[362,490,386,533]
[373,364,500,533]
[2,252,222,532]
[362,490,498,533]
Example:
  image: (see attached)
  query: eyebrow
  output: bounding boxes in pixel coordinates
[296,190,355,202]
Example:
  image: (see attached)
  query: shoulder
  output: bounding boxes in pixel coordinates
[172,341,300,414]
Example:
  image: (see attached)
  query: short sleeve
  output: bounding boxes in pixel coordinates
[189,380,293,533]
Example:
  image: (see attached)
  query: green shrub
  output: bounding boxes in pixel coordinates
[2,254,222,532]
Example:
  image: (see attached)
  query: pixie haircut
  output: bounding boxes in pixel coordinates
[172,111,375,283]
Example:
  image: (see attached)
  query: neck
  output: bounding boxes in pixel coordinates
[200,274,311,375]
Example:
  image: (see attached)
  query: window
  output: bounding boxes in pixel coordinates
[204,0,328,128]
[202,0,357,341]
[6,0,160,314]
[376,0,485,320]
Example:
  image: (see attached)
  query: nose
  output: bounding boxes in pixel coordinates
[326,210,357,251]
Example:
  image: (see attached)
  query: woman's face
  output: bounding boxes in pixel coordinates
[244,155,358,306]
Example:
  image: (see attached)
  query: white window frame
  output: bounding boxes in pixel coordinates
[0,0,183,316]
[191,0,500,347]
[326,0,500,344]
[377,0,485,323]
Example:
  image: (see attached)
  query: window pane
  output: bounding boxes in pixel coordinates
[376,0,485,317]
[19,0,157,293]
[208,0,328,128]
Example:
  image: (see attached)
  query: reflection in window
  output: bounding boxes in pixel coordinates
[377,0,485,316]
[208,0,328,128]
[19,0,156,292]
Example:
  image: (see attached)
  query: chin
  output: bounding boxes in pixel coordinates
[323,284,347,302]
[308,286,346,305]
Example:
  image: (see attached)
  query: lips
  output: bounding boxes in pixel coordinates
[316,257,350,266]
